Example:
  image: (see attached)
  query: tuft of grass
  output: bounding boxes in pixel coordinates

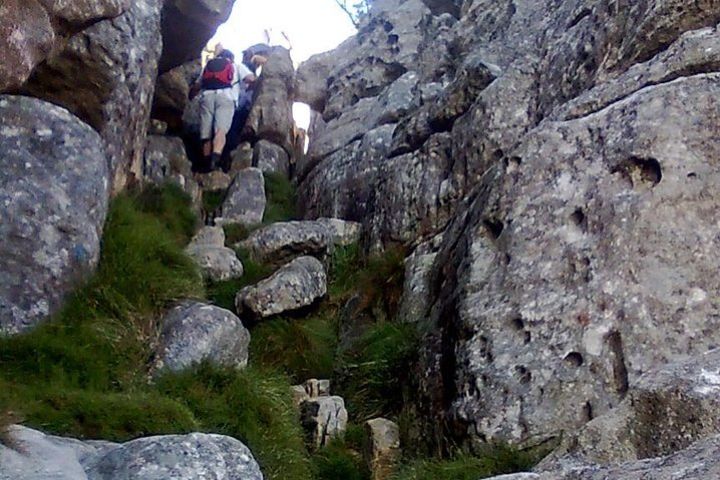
[223,223,253,246]
[250,313,338,384]
[264,172,298,224]
[206,248,273,312]
[134,183,198,244]
[312,437,369,480]
[335,322,419,422]
[157,364,313,480]
[391,447,538,480]
[202,189,226,215]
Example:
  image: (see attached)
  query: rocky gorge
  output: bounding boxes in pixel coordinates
[3,0,720,479]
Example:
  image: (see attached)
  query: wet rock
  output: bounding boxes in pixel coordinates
[185,227,243,282]
[300,396,348,450]
[0,95,109,335]
[153,301,250,374]
[0,1,128,92]
[365,418,401,480]
[218,168,266,227]
[159,0,236,73]
[245,48,295,153]
[21,0,163,194]
[253,140,290,177]
[86,432,262,480]
[235,256,327,319]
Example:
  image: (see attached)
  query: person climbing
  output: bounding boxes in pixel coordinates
[197,48,254,171]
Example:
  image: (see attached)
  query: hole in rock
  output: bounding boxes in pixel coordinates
[570,208,587,230]
[564,351,584,367]
[606,330,629,396]
[387,34,399,45]
[612,156,662,189]
[510,317,525,331]
[687,172,697,178]
[383,21,394,32]
[581,401,594,422]
[515,366,531,384]
[483,218,504,240]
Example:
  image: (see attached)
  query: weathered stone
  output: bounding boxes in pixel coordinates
[230,142,254,175]
[253,140,290,177]
[245,48,295,153]
[159,0,235,73]
[315,218,362,246]
[365,418,401,480]
[238,221,332,266]
[397,236,442,324]
[0,0,128,92]
[236,256,327,319]
[218,168,266,227]
[185,227,244,282]
[420,73,720,446]
[0,96,109,335]
[196,171,232,192]
[21,0,163,194]
[85,432,262,480]
[153,301,250,374]
[143,134,201,211]
[300,396,348,450]
[152,59,201,132]
[540,349,720,468]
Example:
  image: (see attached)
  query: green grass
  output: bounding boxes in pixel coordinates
[264,172,298,224]
[203,189,226,215]
[312,437,369,480]
[391,447,538,480]
[157,364,313,480]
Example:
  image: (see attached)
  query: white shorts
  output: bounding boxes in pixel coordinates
[199,89,235,140]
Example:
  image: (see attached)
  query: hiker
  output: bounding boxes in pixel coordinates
[197,49,254,171]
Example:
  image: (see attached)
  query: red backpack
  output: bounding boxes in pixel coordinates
[201,58,234,90]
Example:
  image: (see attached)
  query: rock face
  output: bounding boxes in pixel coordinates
[152,60,201,132]
[253,140,290,177]
[0,1,128,92]
[365,418,401,480]
[185,226,244,281]
[245,47,295,153]
[0,96,109,335]
[218,168,267,226]
[238,219,361,266]
[236,256,327,319]
[296,0,720,460]
[300,396,349,450]
[153,301,250,374]
[540,349,720,468]
[1,426,263,480]
[21,0,163,194]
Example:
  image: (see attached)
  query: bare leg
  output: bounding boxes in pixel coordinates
[213,129,227,155]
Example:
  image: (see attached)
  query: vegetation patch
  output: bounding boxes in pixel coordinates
[206,248,274,312]
[311,436,369,480]
[391,447,538,480]
[157,364,313,480]
[202,189,226,216]
[264,172,298,224]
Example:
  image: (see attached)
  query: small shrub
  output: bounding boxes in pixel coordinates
[202,189,226,216]
[157,364,313,480]
[264,172,298,224]
[223,223,253,246]
[391,447,537,480]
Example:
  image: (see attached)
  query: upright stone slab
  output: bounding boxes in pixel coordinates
[218,168,266,227]
[365,418,401,480]
[301,396,349,450]
[0,96,109,335]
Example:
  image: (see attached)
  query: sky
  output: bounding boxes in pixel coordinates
[210,0,357,129]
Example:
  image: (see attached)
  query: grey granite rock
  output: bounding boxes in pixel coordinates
[218,168,266,227]
[236,256,327,319]
[300,396,348,450]
[253,140,291,177]
[153,301,250,373]
[0,95,109,335]
[365,418,401,480]
[152,59,201,132]
[185,227,243,282]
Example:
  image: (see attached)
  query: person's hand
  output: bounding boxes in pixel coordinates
[251,55,268,66]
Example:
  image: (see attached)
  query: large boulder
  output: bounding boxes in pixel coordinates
[159,0,235,73]
[218,168,266,227]
[245,47,295,153]
[235,256,327,319]
[0,95,109,335]
[153,301,250,374]
[0,1,128,92]
[20,0,163,194]
[86,432,262,480]
[253,140,290,177]
[238,219,360,266]
[185,226,244,282]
